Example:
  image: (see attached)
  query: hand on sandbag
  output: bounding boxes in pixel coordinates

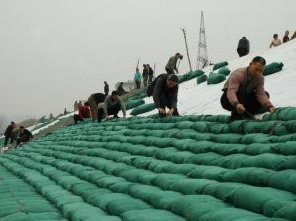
[236,103,245,114]
[269,106,276,113]
[158,108,166,114]
[167,108,175,116]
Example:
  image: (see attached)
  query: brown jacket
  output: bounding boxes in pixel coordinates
[223,67,273,108]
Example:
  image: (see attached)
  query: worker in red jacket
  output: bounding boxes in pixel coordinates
[74,102,90,124]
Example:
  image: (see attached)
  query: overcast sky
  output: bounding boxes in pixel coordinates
[0,0,295,122]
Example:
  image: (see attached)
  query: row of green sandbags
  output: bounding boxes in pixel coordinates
[130,103,156,116]
[125,99,145,110]
[178,70,204,83]
[12,144,296,221]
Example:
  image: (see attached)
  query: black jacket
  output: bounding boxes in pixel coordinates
[20,129,33,139]
[4,125,14,137]
[92,93,106,104]
[153,74,178,109]
[237,37,250,52]
[148,67,154,77]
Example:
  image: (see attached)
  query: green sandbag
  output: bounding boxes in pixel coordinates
[125,99,145,110]
[178,70,204,83]
[130,103,156,116]
[122,209,185,221]
[189,70,204,79]
[218,67,231,76]
[207,72,226,85]
[263,62,284,76]
[129,92,147,100]
[170,195,229,220]
[196,74,207,84]
[262,107,296,121]
[213,61,228,71]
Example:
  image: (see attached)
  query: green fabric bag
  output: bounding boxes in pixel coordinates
[213,61,228,71]
[207,72,226,85]
[125,99,145,110]
[263,62,284,76]
[218,67,231,76]
[130,103,156,116]
[196,74,208,84]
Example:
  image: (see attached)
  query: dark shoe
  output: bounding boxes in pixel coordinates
[159,112,167,118]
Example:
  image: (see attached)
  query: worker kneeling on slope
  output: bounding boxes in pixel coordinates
[220,56,276,120]
[148,74,179,118]
[98,91,126,123]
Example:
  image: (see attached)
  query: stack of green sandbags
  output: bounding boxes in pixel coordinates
[125,99,145,110]
[207,72,226,85]
[213,61,228,71]
[263,62,284,76]
[130,103,156,116]
[218,67,231,76]
[196,74,208,84]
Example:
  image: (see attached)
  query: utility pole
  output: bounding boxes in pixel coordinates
[197,11,209,69]
[181,28,193,72]
[136,58,140,68]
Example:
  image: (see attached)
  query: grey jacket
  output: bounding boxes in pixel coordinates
[103,95,126,116]
[165,56,178,71]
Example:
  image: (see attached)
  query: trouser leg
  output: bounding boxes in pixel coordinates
[88,95,98,121]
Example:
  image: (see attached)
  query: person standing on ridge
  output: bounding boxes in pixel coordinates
[142,64,149,87]
[104,81,109,96]
[165,53,183,75]
[237,37,250,57]
[220,56,275,120]
[134,68,142,89]
[147,64,154,84]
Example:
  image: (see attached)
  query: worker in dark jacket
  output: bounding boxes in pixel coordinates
[73,102,90,124]
[142,64,149,87]
[147,64,154,84]
[237,37,250,57]
[4,121,16,146]
[104,81,109,96]
[117,82,128,96]
[97,91,126,123]
[16,126,33,145]
[152,74,179,117]
[87,93,106,121]
[220,56,275,120]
